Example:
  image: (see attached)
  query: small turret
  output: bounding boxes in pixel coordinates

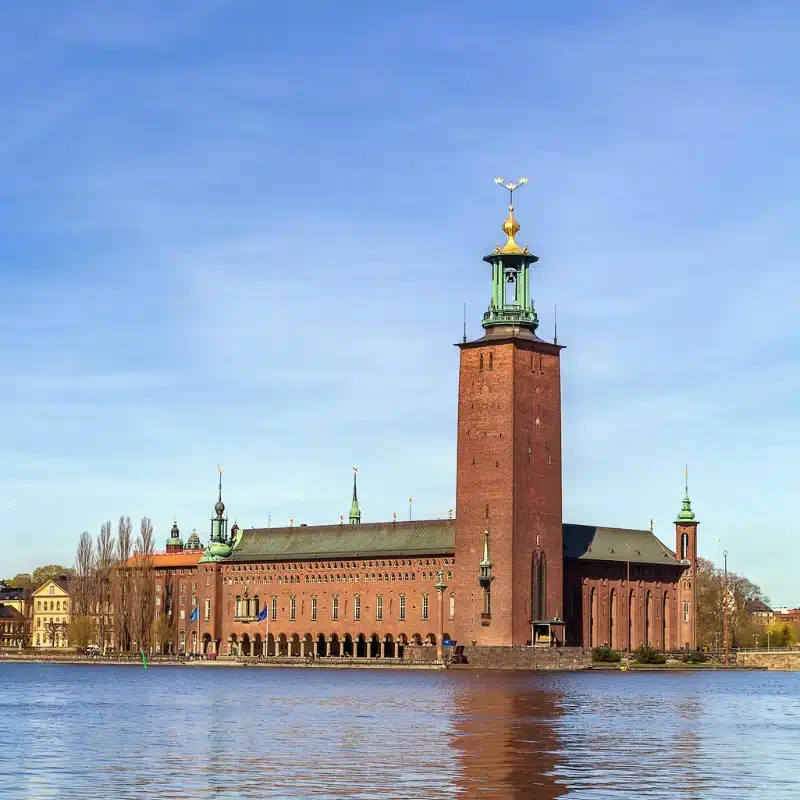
[186,528,201,550]
[166,520,184,553]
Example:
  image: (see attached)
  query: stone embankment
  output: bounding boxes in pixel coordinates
[737,651,800,670]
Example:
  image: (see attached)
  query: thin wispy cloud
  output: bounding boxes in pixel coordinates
[0,2,796,602]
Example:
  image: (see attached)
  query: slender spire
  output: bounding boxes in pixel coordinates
[676,465,696,522]
[349,466,361,525]
[480,529,492,567]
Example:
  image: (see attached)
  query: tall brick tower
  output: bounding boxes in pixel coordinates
[675,469,698,650]
[453,180,564,646]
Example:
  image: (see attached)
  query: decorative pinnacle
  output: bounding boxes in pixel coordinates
[480,529,492,567]
[349,467,361,525]
[494,177,528,255]
[676,465,696,522]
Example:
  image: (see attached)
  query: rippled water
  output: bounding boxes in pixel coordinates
[0,664,797,798]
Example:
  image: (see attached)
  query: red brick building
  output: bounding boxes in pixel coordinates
[158,190,698,658]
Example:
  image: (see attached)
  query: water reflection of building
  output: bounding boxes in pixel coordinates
[450,674,567,799]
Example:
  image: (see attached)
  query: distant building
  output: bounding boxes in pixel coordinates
[0,582,31,648]
[745,599,774,626]
[32,578,71,649]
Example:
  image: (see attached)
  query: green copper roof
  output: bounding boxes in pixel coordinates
[676,472,696,523]
[224,518,681,568]
[229,520,456,562]
[562,524,682,566]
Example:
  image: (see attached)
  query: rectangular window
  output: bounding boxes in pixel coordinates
[332,596,339,621]
[180,595,186,607]
[180,609,185,620]
[683,601,689,623]
[399,596,406,621]
[155,584,162,594]
[191,595,197,607]
[180,582,185,593]
[206,576,211,586]
[155,609,160,619]
[290,597,296,621]
[204,598,211,622]
[484,587,491,617]
[377,596,383,621]
[155,597,161,607]
[311,597,317,621]
[422,594,429,621]
[354,596,361,621]
[192,582,197,591]
[271,596,278,621]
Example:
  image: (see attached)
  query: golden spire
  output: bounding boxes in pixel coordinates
[493,177,528,255]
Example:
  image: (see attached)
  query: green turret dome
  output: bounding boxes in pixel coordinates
[209,540,232,558]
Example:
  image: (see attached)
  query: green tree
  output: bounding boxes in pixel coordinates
[68,616,96,650]
[6,573,33,590]
[32,565,74,590]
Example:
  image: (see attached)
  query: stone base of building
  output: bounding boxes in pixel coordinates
[449,645,592,670]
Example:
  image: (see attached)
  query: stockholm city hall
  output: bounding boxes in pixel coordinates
[151,181,699,661]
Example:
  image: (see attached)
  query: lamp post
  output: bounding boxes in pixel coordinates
[723,550,729,668]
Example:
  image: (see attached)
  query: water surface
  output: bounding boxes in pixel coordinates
[0,664,796,798]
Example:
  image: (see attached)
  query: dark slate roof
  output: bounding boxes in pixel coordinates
[746,598,773,614]
[0,604,25,620]
[233,519,682,568]
[0,586,24,602]
[232,520,457,562]
[562,524,682,567]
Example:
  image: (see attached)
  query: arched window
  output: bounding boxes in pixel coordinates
[50,601,54,611]
[479,354,484,371]
[681,533,689,560]
[56,601,60,611]
[235,595,242,618]
[645,591,653,646]
[179,631,186,654]
[488,353,493,370]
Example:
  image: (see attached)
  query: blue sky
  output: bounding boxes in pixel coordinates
[0,1,797,603]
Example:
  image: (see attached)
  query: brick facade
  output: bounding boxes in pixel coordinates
[453,333,564,646]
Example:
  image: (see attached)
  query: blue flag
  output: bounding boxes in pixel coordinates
[189,606,199,623]
[257,606,269,622]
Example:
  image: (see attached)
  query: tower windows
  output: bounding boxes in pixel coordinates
[422,593,429,621]
[681,533,689,560]
[483,585,491,617]
[271,596,277,621]
[683,601,690,623]
[204,598,211,622]
[479,354,484,371]
[290,596,296,621]
[354,595,361,621]
[311,597,317,621]
[332,595,339,621]
[399,595,406,621]
[377,595,383,621]
[485,504,489,520]
[488,353,494,370]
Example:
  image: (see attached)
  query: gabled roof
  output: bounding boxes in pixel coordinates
[231,520,456,562]
[746,598,773,614]
[562,524,682,566]
[31,578,71,597]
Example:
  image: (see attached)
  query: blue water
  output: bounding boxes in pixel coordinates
[0,664,796,798]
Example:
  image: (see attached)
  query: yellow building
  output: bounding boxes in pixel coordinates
[32,579,71,649]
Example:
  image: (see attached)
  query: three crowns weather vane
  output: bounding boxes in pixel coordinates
[494,176,528,206]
